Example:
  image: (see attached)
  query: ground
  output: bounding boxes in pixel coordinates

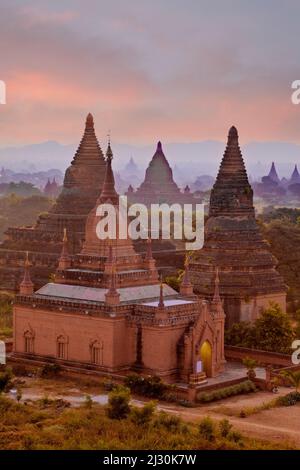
[5,369,299,449]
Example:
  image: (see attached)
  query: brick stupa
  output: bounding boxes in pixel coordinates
[189,126,287,326]
[0,114,106,289]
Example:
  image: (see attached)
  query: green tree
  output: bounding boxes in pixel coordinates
[254,304,294,353]
[106,386,131,420]
[280,370,300,392]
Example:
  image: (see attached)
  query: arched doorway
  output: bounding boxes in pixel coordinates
[200,340,212,377]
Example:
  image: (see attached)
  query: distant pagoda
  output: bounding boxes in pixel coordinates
[127,141,194,205]
[189,126,287,326]
[267,161,280,184]
[0,113,107,289]
[289,164,300,184]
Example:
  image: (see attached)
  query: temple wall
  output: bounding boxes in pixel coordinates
[141,324,187,375]
[240,292,287,323]
[13,306,134,370]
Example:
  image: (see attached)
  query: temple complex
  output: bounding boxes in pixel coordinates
[0,114,107,289]
[189,126,287,327]
[127,141,195,205]
[13,144,225,382]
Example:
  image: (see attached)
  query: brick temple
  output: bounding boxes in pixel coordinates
[189,126,287,327]
[127,141,195,205]
[0,113,107,290]
[13,144,225,382]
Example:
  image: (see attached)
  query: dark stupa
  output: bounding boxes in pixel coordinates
[0,114,107,290]
[267,161,280,184]
[189,126,287,327]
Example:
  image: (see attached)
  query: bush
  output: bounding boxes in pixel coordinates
[40,363,62,378]
[219,419,232,438]
[130,401,156,425]
[199,417,215,441]
[153,412,182,432]
[197,380,256,403]
[276,392,300,407]
[124,374,168,399]
[106,386,131,420]
[0,367,13,392]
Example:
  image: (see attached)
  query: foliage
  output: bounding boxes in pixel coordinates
[106,386,131,420]
[0,292,14,339]
[276,392,300,407]
[219,419,233,438]
[280,370,300,392]
[197,380,256,403]
[40,363,62,378]
[225,304,295,353]
[130,401,156,426]
[0,195,52,240]
[124,373,169,399]
[0,395,292,449]
[84,395,93,409]
[198,417,215,441]
[0,367,13,392]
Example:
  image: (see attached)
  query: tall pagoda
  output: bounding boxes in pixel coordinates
[189,126,287,326]
[267,161,280,184]
[127,141,195,205]
[289,164,300,184]
[0,113,107,289]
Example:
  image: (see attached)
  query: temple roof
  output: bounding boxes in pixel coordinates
[290,164,300,183]
[268,161,280,183]
[35,282,177,304]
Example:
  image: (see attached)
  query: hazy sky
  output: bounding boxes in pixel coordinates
[0,0,300,146]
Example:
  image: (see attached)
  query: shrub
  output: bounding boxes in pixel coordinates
[40,363,62,378]
[199,416,215,441]
[130,401,156,425]
[197,380,256,403]
[276,392,300,407]
[106,386,131,420]
[0,367,13,392]
[153,412,182,432]
[103,378,117,392]
[84,395,93,409]
[124,373,168,399]
[219,419,232,438]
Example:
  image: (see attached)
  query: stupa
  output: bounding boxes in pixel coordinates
[189,126,287,326]
[0,114,106,289]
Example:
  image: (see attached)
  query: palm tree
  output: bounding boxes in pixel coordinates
[280,370,300,392]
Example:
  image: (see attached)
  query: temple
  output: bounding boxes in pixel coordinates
[290,164,300,185]
[267,161,280,184]
[0,114,107,289]
[127,141,195,205]
[13,144,225,382]
[189,126,287,327]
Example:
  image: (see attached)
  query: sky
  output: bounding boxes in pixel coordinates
[0,0,300,147]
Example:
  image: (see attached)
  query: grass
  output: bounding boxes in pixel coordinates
[0,395,293,450]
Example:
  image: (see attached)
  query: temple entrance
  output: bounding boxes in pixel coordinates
[200,341,212,377]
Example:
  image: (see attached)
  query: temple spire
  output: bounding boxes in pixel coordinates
[180,255,193,296]
[209,126,254,217]
[212,267,221,303]
[58,228,71,270]
[268,162,280,183]
[158,275,164,308]
[20,251,34,295]
[105,256,120,306]
[98,141,118,204]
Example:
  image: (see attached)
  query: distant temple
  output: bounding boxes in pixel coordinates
[267,161,280,184]
[0,113,107,289]
[127,141,195,205]
[189,126,287,327]
[13,144,225,382]
[43,178,59,197]
[289,164,300,185]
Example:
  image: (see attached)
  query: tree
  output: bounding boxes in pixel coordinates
[254,304,294,353]
[280,370,300,392]
[106,386,131,420]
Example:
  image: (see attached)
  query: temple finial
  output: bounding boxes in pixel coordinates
[213,267,221,303]
[20,252,34,295]
[106,132,113,162]
[180,254,193,296]
[58,228,71,270]
[157,141,162,152]
[158,274,164,308]
[86,113,94,129]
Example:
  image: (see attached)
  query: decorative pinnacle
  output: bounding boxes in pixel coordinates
[86,113,94,129]
[146,237,153,260]
[158,274,164,308]
[156,141,162,152]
